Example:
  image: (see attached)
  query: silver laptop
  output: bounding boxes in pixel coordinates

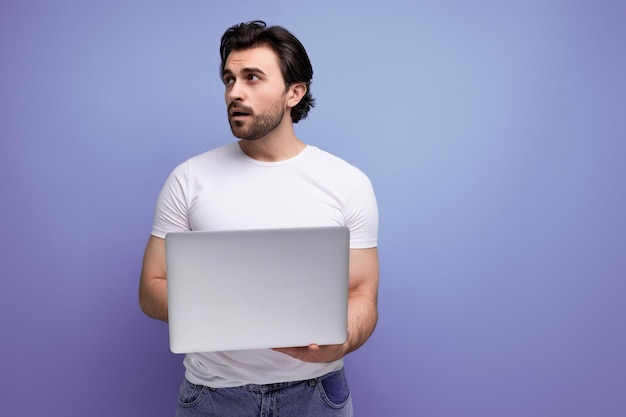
[165,226,350,354]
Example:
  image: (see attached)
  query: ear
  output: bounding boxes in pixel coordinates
[286,82,307,108]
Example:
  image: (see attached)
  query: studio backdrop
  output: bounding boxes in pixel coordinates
[1,1,625,416]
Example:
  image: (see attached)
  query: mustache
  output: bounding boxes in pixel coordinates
[228,102,253,114]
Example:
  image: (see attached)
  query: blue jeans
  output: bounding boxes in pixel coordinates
[175,368,353,417]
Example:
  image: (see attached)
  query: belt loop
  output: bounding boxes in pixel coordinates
[308,377,318,387]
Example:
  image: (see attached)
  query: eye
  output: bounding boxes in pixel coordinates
[247,74,260,81]
[223,76,235,85]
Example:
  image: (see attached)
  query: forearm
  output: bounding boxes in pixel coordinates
[139,235,169,322]
[344,290,378,354]
[139,276,169,323]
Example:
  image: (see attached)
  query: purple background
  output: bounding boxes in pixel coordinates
[1,1,625,416]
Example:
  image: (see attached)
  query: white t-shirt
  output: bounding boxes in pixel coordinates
[152,141,378,387]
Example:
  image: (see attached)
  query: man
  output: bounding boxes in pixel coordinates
[139,20,379,417]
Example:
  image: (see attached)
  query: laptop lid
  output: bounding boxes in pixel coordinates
[165,226,350,354]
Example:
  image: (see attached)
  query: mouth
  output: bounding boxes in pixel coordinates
[229,104,252,118]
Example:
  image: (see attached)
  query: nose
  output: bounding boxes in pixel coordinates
[226,79,245,102]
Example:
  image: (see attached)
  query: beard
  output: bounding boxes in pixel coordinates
[228,99,287,141]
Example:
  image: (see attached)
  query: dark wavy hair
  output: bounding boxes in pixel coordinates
[219,20,315,123]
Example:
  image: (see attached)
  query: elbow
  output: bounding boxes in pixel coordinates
[138,288,152,318]
[138,283,167,322]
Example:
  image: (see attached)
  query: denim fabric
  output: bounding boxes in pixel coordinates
[175,368,353,417]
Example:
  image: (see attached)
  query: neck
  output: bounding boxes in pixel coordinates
[238,120,306,162]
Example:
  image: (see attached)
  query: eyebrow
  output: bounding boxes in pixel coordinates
[222,67,267,78]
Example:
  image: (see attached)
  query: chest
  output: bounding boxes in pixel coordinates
[187,168,346,231]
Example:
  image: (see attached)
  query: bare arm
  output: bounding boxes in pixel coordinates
[274,247,380,362]
[344,247,380,354]
[138,235,169,322]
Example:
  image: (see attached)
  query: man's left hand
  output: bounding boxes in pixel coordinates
[272,343,346,363]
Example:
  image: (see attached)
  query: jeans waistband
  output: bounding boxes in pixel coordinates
[214,369,343,393]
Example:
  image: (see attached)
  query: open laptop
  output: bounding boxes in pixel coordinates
[165,225,350,354]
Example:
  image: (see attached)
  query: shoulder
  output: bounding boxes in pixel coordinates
[305,146,373,189]
[167,142,241,178]
[187,142,240,167]
[306,146,368,176]
[160,142,239,189]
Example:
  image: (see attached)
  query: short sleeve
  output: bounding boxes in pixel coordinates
[345,169,378,249]
[151,161,192,238]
